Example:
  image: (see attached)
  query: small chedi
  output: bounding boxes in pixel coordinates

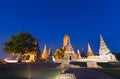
[41,44,54,62]
[87,43,94,56]
[41,44,49,61]
[54,34,118,63]
[77,50,81,59]
[81,48,86,58]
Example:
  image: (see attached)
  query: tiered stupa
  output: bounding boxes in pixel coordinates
[87,43,94,56]
[99,35,110,55]
[81,48,86,58]
[77,49,81,59]
[99,35,117,61]
[62,34,76,60]
[48,48,53,62]
[41,44,49,60]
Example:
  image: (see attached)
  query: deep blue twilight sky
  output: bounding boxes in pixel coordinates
[0,0,120,58]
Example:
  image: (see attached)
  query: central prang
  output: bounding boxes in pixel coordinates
[62,34,77,61]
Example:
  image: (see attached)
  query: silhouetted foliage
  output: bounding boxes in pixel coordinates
[3,32,36,55]
[54,48,64,59]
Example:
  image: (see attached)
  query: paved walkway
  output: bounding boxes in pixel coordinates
[64,68,117,79]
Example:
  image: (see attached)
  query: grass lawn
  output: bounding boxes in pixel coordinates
[0,64,61,79]
[94,68,120,79]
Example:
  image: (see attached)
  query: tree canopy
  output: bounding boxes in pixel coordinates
[54,48,64,59]
[3,32,36,55]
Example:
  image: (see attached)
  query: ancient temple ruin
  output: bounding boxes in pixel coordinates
[99,35,117,62]
[62,34,77,61]
[54,34,118,63]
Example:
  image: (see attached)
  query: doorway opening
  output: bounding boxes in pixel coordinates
[69,56,72,60]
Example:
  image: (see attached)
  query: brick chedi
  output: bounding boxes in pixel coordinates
[41,44,48,60]
[77,49,81,59]
[87,43,94,56]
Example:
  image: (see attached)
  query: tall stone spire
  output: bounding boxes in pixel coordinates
[81,48,86,58]
[48,48,53,56]
[77,49,81,59]
[62,34,76,60]
[87,43,94,56]
[63,34,70,47]
[99,34,110,55]
[48,48,53,62]
[42,44,48,60]
[63,34,74,53]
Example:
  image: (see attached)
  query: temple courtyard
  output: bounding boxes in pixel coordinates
[0,62,120,79]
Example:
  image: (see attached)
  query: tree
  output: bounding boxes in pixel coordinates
[34,38,41,62]
[54,48,64,59]
[3,32,36,55]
